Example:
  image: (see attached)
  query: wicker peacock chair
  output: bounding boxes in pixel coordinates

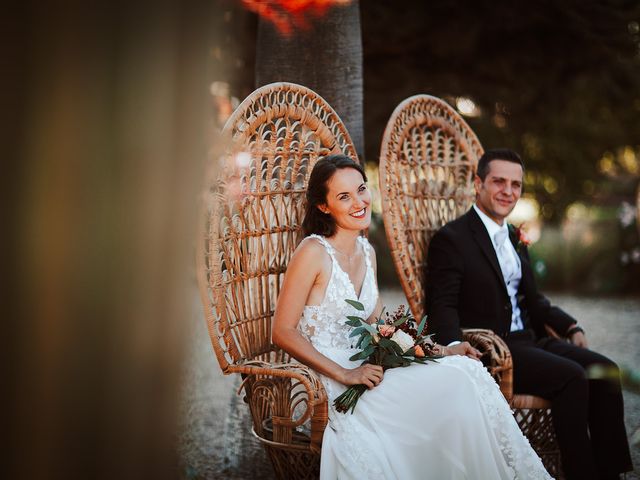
[379,94,563,478]
[196,82,359,479]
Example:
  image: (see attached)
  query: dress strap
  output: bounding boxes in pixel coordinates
[305,234,337,261]
[357,236,373,270]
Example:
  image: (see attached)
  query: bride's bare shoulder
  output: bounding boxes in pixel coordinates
[290,236,330,268]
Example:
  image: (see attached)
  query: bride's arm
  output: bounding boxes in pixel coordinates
[272,240,383,389]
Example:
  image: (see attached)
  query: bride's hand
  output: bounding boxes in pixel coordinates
[340,364,384,389]
[446,342,482,361]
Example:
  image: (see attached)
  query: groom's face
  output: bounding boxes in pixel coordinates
[474,159,523,225]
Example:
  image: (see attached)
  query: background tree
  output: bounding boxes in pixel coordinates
[253,0,364,155]
[362,0,640,222]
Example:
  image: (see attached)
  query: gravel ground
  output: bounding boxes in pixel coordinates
[179,289,640,479]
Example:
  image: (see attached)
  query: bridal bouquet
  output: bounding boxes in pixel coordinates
[333,300,441,414]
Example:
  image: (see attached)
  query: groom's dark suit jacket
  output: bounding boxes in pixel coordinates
[426,208,576,345]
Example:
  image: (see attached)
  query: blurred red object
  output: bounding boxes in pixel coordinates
[241,0,352,35]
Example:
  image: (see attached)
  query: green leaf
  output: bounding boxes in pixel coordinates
[345,299,365,311]
[348,344,376,362]
[355,333,368,348]
[392,315,409,326]
[345,318,361,327]
[349,351,367,361]
[362,323,378,334]
[346,315,364,323]
[381,356,403,368]
[417,315,428,336]
[361,344,376,357]
[389,340,404,355]
[349,326,365,338]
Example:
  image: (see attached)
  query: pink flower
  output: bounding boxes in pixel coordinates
[516,225,532,246]
[379,324,396,337]
[510,223,534,252]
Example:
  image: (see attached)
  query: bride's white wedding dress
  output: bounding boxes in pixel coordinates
[298,235,553,480]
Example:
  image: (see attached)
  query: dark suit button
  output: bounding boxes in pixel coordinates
[504,304,511,311]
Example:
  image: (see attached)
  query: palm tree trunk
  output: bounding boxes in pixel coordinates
[255,1,364,157]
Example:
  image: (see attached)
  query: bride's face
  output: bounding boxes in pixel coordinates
[319,167,372,233]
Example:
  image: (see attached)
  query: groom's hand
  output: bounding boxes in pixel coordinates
[448,342,482,361]
[569,330,588,349]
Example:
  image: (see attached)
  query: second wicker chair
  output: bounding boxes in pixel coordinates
[378,94,563,478]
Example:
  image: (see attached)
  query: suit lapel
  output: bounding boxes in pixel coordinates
[466,208,508,292]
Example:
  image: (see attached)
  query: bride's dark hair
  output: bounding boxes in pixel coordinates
[302,154,367,237]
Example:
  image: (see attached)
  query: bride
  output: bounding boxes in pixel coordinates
[272,154,553,480]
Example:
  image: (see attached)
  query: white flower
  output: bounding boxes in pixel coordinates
[390,329,414,352]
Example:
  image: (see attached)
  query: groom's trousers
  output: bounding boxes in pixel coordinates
[505,331,632,480]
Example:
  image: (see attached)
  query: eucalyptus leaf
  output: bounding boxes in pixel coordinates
[349,350,368,361]
[381,356,403,368]
[417,315,428,336]
[362,323,378,334]
[345,299,365,311]
[389,341,404,355]
[378,338,394,349]
[392,315,408,327]
[345,318,361,327]
[349,327,365,338]
[361,344,376,357]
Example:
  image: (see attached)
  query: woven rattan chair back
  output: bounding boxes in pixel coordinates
[198,82,357,372]
[379,95,482,320]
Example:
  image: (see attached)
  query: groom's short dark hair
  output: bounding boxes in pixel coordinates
[476,149,524,180]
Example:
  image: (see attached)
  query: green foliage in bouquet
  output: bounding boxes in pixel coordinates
[334,299,441,414]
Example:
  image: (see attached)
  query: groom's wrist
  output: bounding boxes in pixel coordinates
[565,325,584,338]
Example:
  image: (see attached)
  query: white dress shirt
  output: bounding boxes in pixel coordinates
[472,204,524,332]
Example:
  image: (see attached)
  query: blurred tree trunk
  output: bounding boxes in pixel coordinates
[255,1,364,158]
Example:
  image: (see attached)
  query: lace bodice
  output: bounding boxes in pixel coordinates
[297,235,378,352]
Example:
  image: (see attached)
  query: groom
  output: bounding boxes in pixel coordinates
[425,149,632,480]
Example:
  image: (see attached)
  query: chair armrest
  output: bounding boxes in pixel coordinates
[462,329,514,404]
[230,361,328,454]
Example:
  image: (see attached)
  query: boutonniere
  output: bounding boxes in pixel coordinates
[508,223,532,253]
